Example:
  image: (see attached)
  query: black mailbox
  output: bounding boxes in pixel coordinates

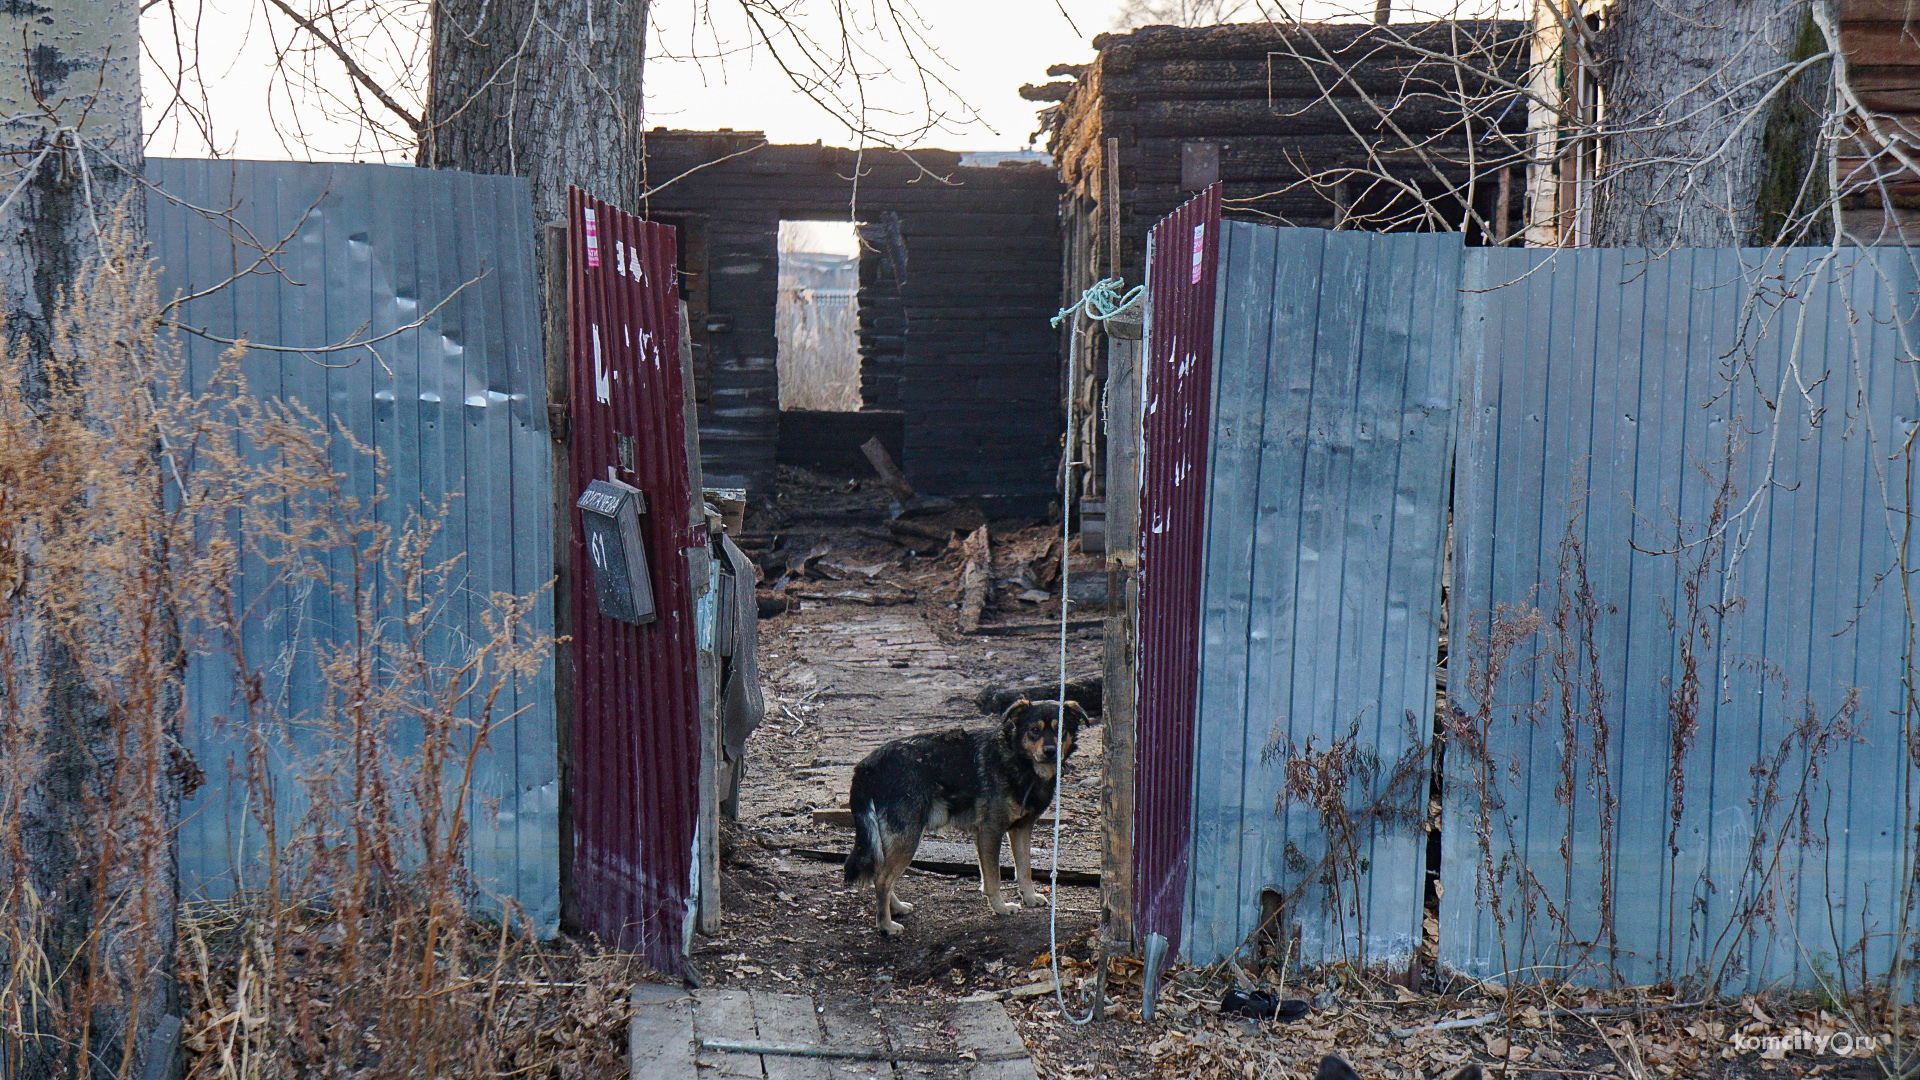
[575,479,656,625]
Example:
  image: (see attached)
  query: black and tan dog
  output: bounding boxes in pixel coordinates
[844,699,1083,935]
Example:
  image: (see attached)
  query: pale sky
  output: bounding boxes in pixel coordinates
[139,0,1482,163]
[142,0,1125,161]
[642,0,1118,152]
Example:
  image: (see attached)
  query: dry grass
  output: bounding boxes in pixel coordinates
[1016,942,1919,1079]
[0,216,650,1079]
[176,902,644,1079]
[776,286,861,412]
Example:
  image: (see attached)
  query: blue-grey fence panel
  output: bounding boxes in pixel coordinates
[1445,246,1918,991]
[148,159,558,934]
[1183,223,1460,965]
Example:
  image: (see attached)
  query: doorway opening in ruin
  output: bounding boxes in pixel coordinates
[776,220,862,412]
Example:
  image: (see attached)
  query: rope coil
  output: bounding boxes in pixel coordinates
[1052,277,1145,329]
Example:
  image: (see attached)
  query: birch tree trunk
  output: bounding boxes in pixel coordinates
[0,0,171,1076]
[1593,0,1803,246]
[1,0,143,355]
[421,0,648,225]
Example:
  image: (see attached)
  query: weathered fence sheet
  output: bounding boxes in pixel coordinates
[1183,224,1459,966]
[563,188,704,977]
[1445,246,1920,991]
[1148,212,1920,990]
[1135,185,1221,961]
[150,159,557,932]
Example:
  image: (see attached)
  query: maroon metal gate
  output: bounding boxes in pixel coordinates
[1133,185,1221,958]
[565,187,705,974]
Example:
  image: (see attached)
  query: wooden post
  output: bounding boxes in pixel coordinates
[958,525,991,632]
[1494,166,1512,246]
[860,435,916,502]
[681,298,723,937]
[1100,335,1143,950]
[544,222,579,934]
[1106,137,1122,278]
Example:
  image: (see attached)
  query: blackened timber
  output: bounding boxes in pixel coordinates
[1094,62,1522,102]
[1087,18,1525,63]
[641,131,1061,509]
[1111,98,1513,138]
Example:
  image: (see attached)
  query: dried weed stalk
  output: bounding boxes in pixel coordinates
[0,218,641,1080]
[1455,478,1864,1006]
[1,212,206,1078]
[1261,710,1433,968]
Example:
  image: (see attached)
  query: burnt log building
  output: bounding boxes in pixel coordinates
[636,132,1063,511]
[1028,19,1529,527]
[1032,19,1530,284]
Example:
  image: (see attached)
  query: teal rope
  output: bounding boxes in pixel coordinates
[1052,276,1144,328]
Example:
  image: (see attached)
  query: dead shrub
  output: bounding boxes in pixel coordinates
[0,216,644,1080]
[1261,710,1433,969]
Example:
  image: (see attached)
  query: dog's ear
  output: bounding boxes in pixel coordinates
[1062,701,1087,729]
[1448,1067,1484,1080]
[1313,1057,1365,1080]
[1001,699,1031,738]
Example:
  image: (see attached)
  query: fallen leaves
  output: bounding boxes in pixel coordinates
[1003,953,1918,1080]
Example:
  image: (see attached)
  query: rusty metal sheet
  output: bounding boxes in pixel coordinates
[1132,185,1221,959]
[566,188,706,976]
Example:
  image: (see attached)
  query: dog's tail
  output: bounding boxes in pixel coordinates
[845,800,881,885]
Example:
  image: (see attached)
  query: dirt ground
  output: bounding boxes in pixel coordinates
[689,468,1893,1080]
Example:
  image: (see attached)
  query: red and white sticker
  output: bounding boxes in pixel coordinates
[1190,223,1205,284]
[583,207,600,267]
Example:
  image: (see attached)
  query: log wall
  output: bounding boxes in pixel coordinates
[638,133,1062,509]
[1837,0,1920,243]
[1032,19,1531,290]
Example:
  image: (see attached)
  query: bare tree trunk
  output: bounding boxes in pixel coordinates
[0,0,173,1076]
[1,0,144,359]
[421,0,648,225]
[1593,0,1802,246]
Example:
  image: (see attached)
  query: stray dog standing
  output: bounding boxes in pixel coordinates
[844,700,1084,935]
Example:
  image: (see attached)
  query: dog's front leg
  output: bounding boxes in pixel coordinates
[1008,821,1043,907]
[875,878,904,936]
[975,830,1014,915]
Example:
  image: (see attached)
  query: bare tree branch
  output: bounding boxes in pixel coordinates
[261,0,423,133]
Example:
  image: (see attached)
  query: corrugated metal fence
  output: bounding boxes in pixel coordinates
[1444,246,1919,991]
[150,159,558,932]
[563,189,706,976]
[1134,185,1220,960]
[1141,216,1920,990]
[1184,224,1459,965]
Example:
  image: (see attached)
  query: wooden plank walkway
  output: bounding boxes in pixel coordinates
[629,986,1037,1080]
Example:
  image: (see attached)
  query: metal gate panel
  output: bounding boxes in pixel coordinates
[1134,185,1221,957]
[1446,246,1920,991]
[564,189,705,976]
[149,159,558,932]
[1182,224,1459,965]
